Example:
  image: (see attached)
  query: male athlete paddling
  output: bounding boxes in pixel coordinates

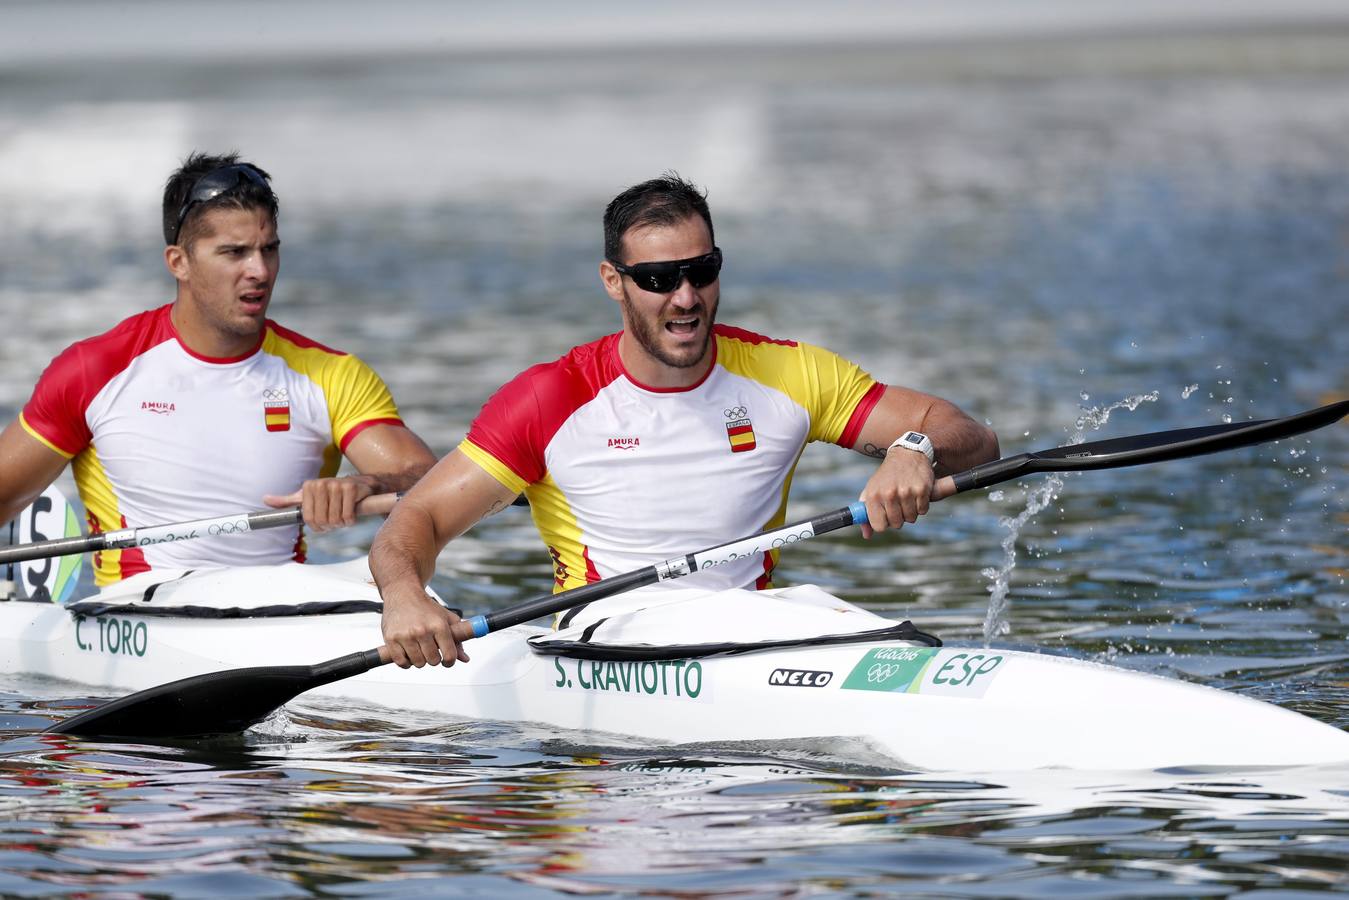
[0,152,436,586]
[371,173,998,668]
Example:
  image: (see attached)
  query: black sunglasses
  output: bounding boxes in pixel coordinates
[171,164,273,244]
[608,248,723,294]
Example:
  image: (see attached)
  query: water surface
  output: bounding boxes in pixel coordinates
[2,14,1348,897]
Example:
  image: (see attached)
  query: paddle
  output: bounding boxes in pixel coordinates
[1,493,404,567]
[47,400,1348,739]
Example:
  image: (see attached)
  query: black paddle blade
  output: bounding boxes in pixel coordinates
[954,400,1349,492]
[46,648,384,739]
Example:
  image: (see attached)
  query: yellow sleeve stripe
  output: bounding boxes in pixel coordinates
[460,439,530,494]
[18,413,76,459]
[262,329,402,447]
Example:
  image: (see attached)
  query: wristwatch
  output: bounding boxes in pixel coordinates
[888,431,935,466]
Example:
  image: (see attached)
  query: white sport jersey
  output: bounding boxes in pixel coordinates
[462,325,884,594]
[21,304,405,585]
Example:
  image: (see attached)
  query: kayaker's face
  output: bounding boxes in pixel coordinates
[166,206,280,358]
[602,214,720,386]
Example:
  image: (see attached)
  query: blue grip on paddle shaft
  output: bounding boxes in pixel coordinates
[848,501,868,525]
[468,615,490,638]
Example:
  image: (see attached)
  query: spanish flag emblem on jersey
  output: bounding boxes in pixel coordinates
[263,390,291,432]
[726,416,757,453]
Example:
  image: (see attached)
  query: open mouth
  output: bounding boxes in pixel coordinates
[665,315,700,336]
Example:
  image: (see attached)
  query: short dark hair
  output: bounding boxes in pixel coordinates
[603,172,714,263]
[162,151,278,246]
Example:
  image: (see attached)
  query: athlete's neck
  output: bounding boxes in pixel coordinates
[616,332,715,390]
[170,297,264,361]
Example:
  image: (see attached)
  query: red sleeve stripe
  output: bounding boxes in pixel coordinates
[838,382,887,449]
[713,324,798,347]
[338,417,406,453]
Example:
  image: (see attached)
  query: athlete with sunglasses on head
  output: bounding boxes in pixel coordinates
[371,173,999,670]
[0,152,436,586]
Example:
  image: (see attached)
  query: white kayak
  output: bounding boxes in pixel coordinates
[3,558,1347,773]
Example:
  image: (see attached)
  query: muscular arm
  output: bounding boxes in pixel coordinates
[852,386,999,535]
[264,423,438,531]
[0,418,71,528]
[369,447,519,668]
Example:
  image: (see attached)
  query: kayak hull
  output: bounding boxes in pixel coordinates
[4,562,1347,773]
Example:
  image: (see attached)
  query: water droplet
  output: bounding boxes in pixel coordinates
[1221,414,1232,424]
[989,491,1005,501]
[1181,384,1198,399]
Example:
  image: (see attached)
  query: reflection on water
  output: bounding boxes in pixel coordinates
[2,11,1348,898]
[4,703,1349,895]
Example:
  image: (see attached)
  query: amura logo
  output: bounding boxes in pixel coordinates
[607,436,640,450]
[140,400,176,414]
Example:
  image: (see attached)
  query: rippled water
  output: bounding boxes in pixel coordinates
[3,15,1349,897]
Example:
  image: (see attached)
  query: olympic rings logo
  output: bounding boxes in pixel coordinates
[207,520,251,536]
[263,388,289,401]
[867,663,905,683]
[770,528,814,548]
[724,406,747,419]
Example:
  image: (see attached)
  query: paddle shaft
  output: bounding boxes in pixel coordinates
[445,399,1348,644]
[452,503,869,642]
[0,492,402,566]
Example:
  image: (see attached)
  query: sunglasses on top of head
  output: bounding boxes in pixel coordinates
[608,248,723,294]
[171,164,273,244]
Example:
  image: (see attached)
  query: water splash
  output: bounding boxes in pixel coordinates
[981,391,1160,643]
[1071,391,1160,438]
[980,475,1064,642]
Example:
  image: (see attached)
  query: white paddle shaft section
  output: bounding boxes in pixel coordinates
[101,509,301,549]
[0,493,402,566]
[467,501,870,638]
[660,503,867,579]
[0,509,301,565]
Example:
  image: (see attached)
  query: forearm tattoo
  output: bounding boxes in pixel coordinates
[860,442,888,460]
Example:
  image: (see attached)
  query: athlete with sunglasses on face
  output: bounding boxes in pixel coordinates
[0,152,436,587]
[371,173,999,670]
